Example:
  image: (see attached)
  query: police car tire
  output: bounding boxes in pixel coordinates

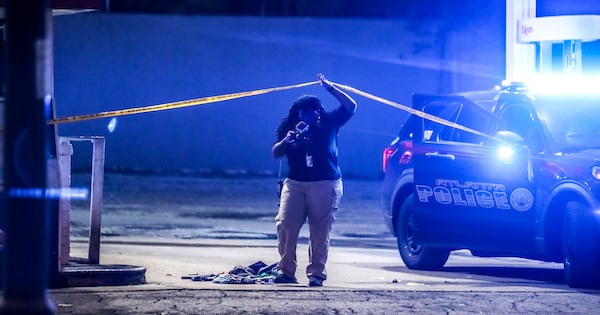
[396,193,450,271]
[563,201,600,289]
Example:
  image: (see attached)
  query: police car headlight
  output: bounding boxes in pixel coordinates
[592,166,600,180]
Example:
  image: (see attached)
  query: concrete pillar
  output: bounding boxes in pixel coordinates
[506,0,537,81]
[1,0,55,313]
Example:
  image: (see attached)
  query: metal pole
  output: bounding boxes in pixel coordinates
[539,41,553,75]
[88,137,105,264]
[1,0,55,313]
[563,39,582,75]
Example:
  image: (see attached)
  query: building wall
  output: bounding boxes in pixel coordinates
[53,13,504,178]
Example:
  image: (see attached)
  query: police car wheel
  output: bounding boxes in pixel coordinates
[396,193,450,271]
[563,201,600,289]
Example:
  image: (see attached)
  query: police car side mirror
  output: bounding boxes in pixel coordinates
[495,130,525,145]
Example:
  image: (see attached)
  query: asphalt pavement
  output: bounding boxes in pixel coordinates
[34,174,600,314]
[43,237,600,315]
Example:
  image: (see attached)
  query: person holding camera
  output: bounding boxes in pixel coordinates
[271,74,357,286]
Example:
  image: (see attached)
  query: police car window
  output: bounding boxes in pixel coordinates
[499,105,539,145]
[422,101,489,144]
[398,115,418,141]
[421,102,461,142]
[452,105,490,144]
[536,96,600,149]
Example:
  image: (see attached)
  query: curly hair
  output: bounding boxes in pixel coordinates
[276,95,326,140]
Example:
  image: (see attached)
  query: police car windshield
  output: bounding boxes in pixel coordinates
[537,96,600,150]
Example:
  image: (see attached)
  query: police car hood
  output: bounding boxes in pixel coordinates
[556,148,600,171]
[561,147,600,160]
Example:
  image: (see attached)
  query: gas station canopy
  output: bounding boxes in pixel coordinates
[518,15,600,43]
[507,0,600,81]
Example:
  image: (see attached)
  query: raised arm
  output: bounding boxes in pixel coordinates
[318,74,357,113]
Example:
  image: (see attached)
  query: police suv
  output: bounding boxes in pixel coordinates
[381,82,600,289]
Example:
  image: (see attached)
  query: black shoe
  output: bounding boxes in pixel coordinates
[308,276,324,287]
[274,273,298,284]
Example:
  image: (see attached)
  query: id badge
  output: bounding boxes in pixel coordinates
[306,154,313,168]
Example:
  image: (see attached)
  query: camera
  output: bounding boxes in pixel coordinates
[295,121,309,134]
[293,121,310,143]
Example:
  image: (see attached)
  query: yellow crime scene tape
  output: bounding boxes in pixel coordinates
[45,79,494,141]
[49,81,321,125]
[333,83,494,140]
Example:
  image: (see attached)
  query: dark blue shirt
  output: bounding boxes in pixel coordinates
[285,106,353,181]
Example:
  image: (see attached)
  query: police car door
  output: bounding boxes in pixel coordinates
[412,96,535,250]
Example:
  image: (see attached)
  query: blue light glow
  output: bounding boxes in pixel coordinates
[107,117,118,133]
[8,187,89,199]
[497,145,514,160]
[523,74,600,95]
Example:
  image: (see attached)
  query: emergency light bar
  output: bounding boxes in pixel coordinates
[518,74,600,95]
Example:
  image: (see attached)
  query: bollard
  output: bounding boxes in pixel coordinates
[58,137,105,265]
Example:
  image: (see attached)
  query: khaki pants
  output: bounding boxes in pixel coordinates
[276,178,343,280]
